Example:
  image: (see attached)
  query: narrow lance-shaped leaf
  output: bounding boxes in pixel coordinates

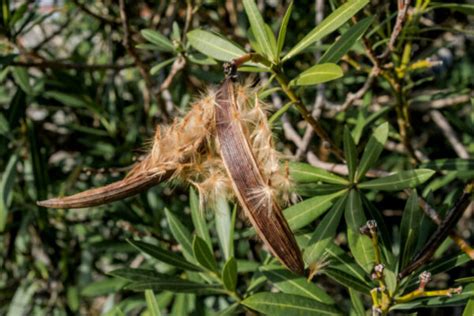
[127,239,202,272]
[319,16,374,64]
[222,257,237,291]
[358,169,435,191]
[0,154,18,232]
[289,63,343,86]
[242,292,343,316]
[214,196,232,260]
[260,265,335,304]
[304,196,346,266]
[283,0,369,61]
[141,29,174,52]
[192,235,218,272]
[165,208,194,260]
[145,290,162,316]
[284,190,347,230]
[277,1,293,58]
[344,190,375,273]
[419,158,474,172]
[243,0,276,61]
[356,122,389,181]
[289,162,349,185]
[109,268,171,282]
[189,188,212,247]
[343,127,357,183]
[324,268,372,293]
[125,278,223,294]
[187,30,246,62]
[400,191,421,270]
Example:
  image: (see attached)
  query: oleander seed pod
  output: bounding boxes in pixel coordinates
[37,78,304,274]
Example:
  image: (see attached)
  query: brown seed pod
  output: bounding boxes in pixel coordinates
[215,78,304,275]
[37,77,304,275]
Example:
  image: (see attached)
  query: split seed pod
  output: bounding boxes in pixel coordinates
[215,78,304,274]
[38,76,304,275]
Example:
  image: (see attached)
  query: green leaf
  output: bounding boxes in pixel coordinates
[356,122,389,181]
[284,190,347,230]
[429,3,474,15]
[348,288,365,315]
[261,265,334,304]
[283,0,369,61]
[463,295,474,316]
[324,268,371,293]
[399,191,422,270]
[289,162,349,185]
[127,239,202,272]
[214,196,233,260]
[0,154,17,232]
[242,292,342,315]
[187,53,217,65]
[165,208,194,260]
[150,58,175,75]
[189,188,212,247]
[358,169,435,191]
[126,279,222,294]
[145,290,162,316]
[289,63,343,86]
[343,127,358,183]
[319,16,374,64]
[243,0,276,61]
[11,67,33,95]
[192,235,218,272]
[187,29,246,62]
[109,268,171,282]
[277,1,293,58]
[325,244,371,286]
[419,158,474,171]
[304,196,346,266]
[141,29,174,52]
[344,190,375,273]
[81,278,128,297]
[222,257,237,291]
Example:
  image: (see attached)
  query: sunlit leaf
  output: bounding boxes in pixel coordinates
[243,0,276,61]
[141,29,174,52]
[190,188,212,247]
[261,265,334,304]
[290,63,343,86]
[277,1,293,58]
[283,0,369,61]
[358,169,435,191]
[187,29,246,62]
[165,208,194,260]
[145,290,162,316]
[284,190,347,230]
[242,292,342,315]
[289,162,349,185]
[319,16,374,64]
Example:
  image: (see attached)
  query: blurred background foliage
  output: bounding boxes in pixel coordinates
[0,0,473,315]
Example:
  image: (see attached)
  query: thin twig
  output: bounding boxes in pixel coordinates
[430,110,469,159]
[71,0,121,26]
[379,0,412,59]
